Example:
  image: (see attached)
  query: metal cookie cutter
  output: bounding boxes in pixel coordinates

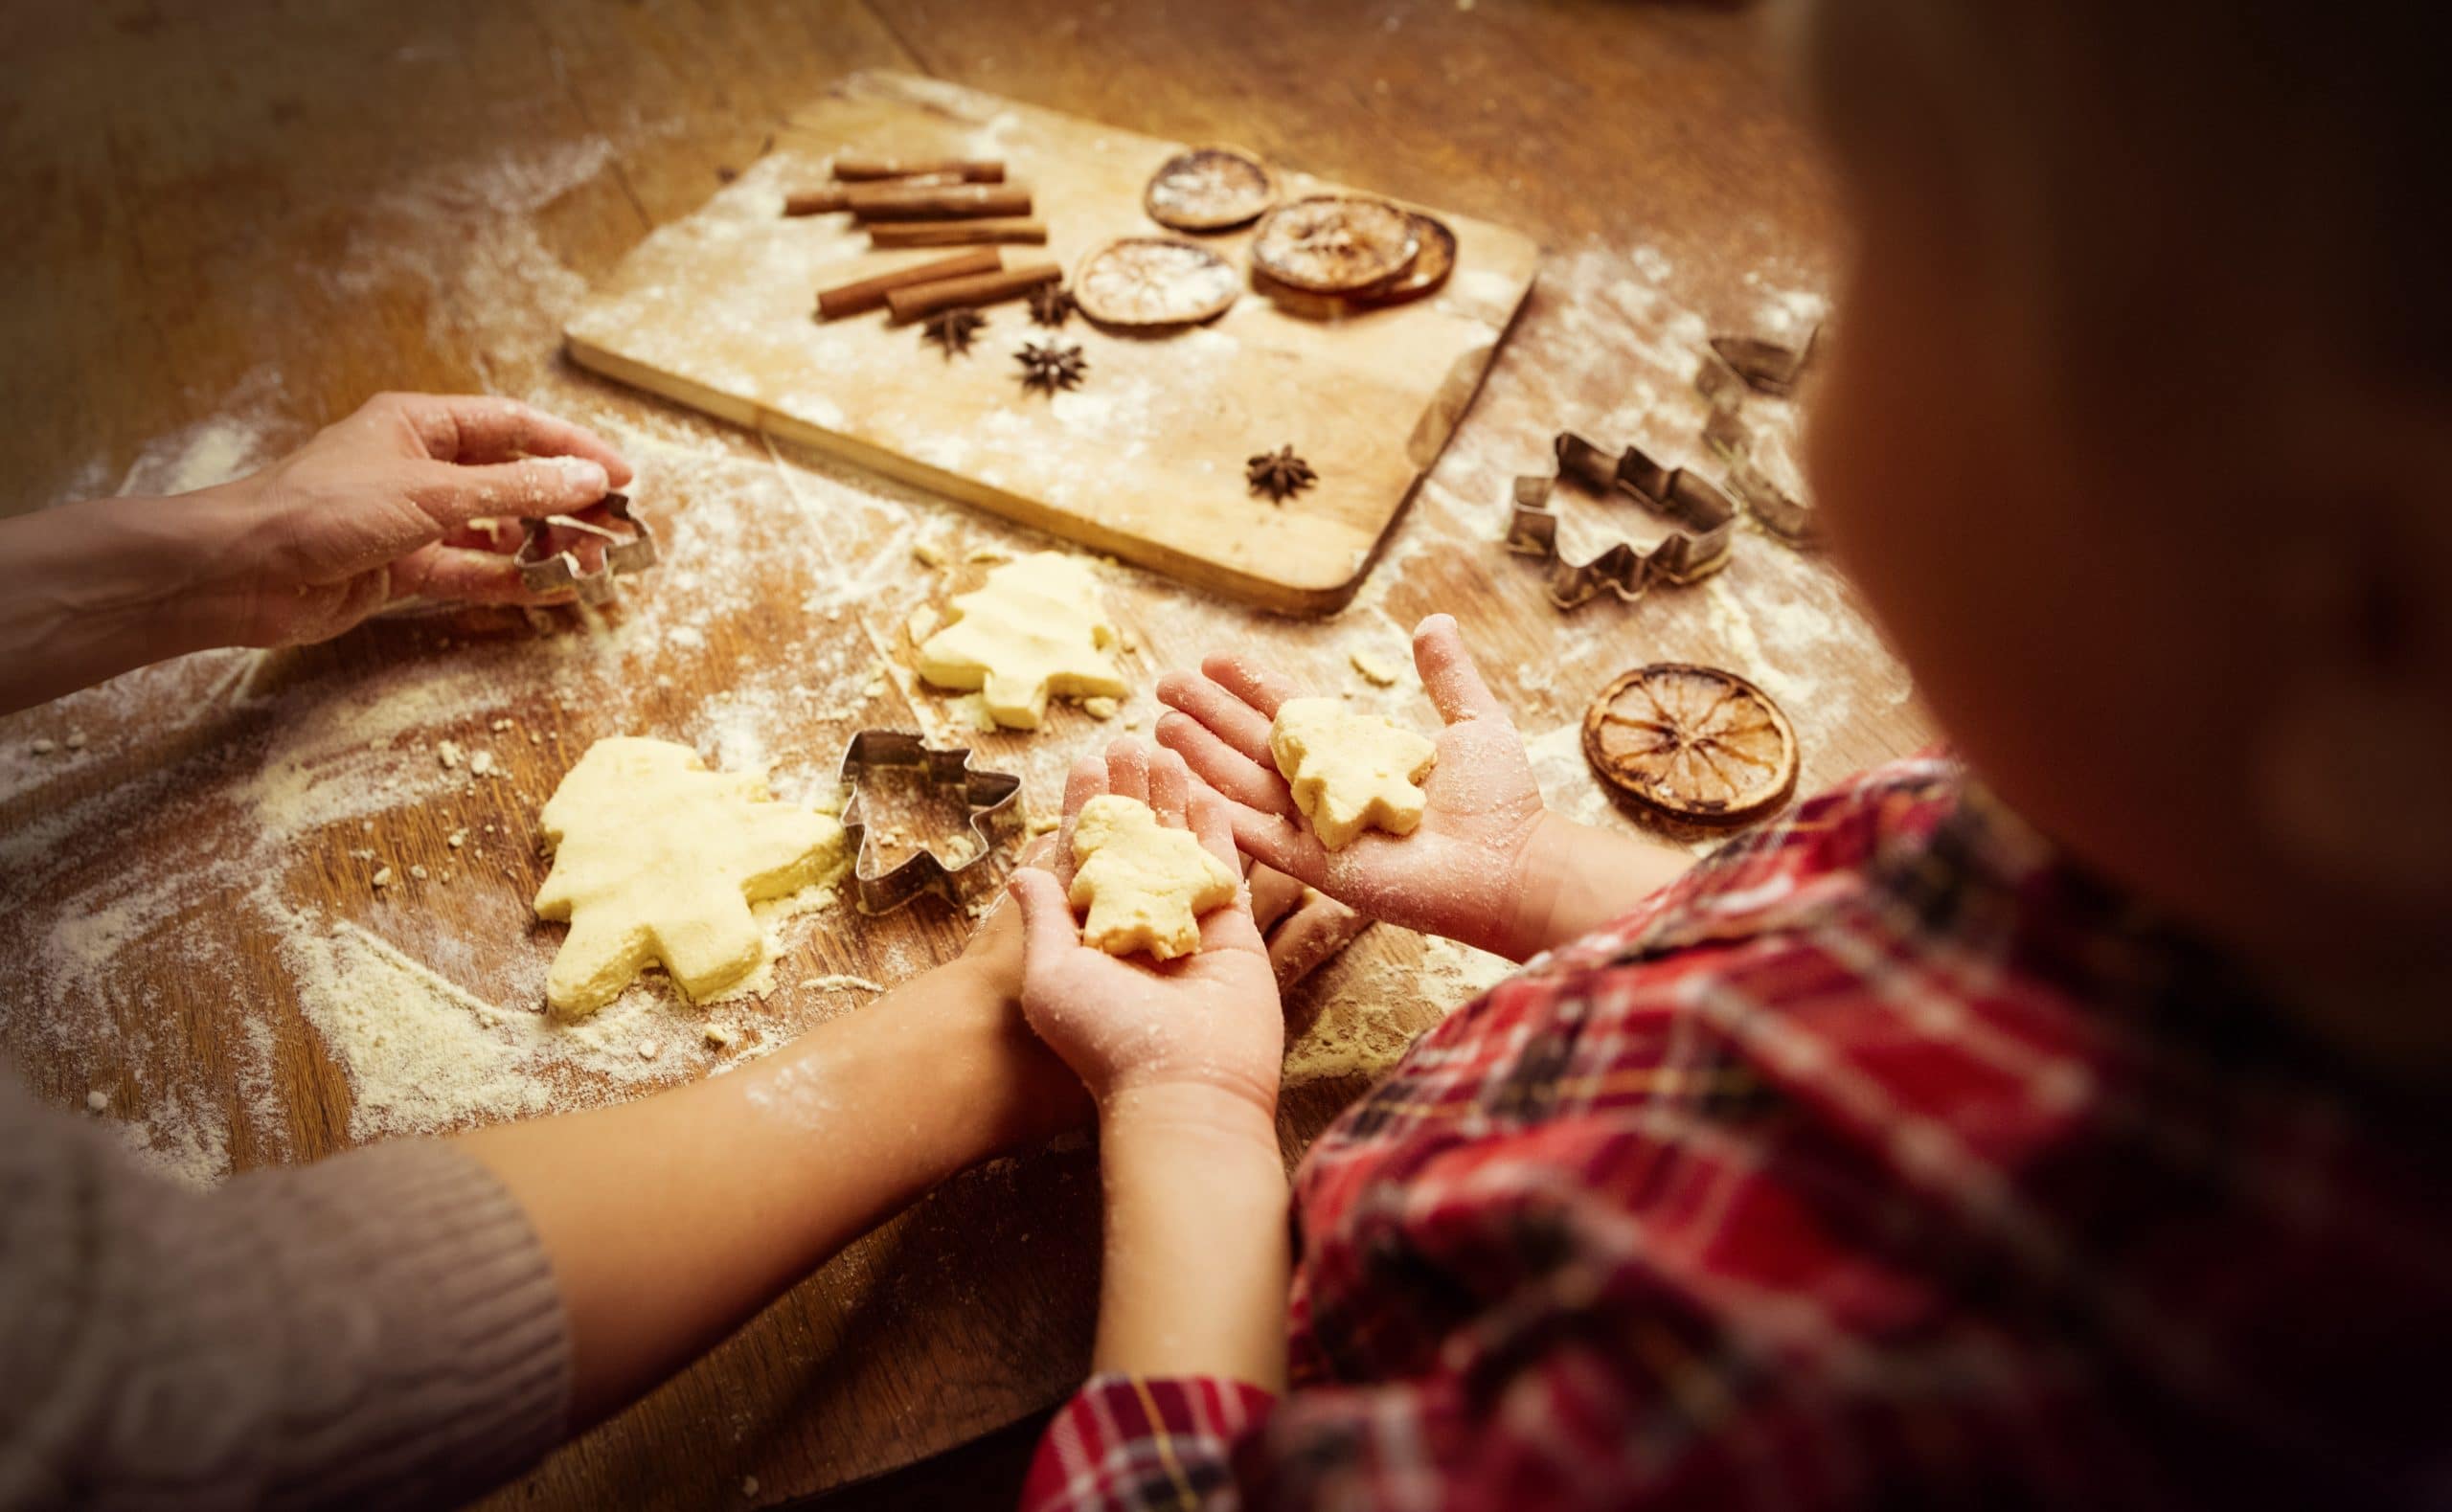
[1697,326,1820,402]
[836,730,1024,914]
[1507,433,1737,609]
[1695,327,1823,548]
[515,493,659,604]
[1700,405,1820,548]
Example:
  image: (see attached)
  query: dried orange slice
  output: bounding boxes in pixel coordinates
[1072,237,1242,327]
[1145,147,1276,232]
[1366,214,1457,303]
[1250,195,1420,295]
[1582,664,1798,825]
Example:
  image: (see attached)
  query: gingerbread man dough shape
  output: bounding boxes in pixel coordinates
[1068,794,1238,960]
[1268,697,1438,851]
[916,552,1127,730]
[534,737,847,1015]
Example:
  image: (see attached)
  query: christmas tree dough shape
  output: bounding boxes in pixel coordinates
[534,737,847,1015]
[1069,794,1238,960]
[916,552,1126,729]
[1268,697,1438,850]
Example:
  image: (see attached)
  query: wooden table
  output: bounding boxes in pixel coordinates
[0,3,1922,1506]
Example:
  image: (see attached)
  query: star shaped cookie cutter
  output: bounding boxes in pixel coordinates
[1506,433,1737,609]
[835,730,1024,914]
[515,493,659,605]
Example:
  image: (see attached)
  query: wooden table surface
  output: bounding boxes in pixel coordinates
[0,3,1923,1506]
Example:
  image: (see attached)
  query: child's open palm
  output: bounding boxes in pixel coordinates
[1155,614,1552,959]
[1007,739,1284,1113]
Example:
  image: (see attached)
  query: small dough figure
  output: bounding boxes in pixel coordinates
[1069,794,1238,960]
[534,737,847,1015]
[916,552,1127,729]
[1268,696,1438,850]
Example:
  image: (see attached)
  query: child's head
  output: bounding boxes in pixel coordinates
[1797,0,2451,1046]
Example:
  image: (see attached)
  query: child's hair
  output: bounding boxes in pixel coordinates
[1802,0,2447,446]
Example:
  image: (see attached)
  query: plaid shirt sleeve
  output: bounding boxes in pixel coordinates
[1022,1373,1275,1512]
[1022,755,2452,1512]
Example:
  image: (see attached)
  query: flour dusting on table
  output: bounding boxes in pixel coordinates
[0,126,1908,1185]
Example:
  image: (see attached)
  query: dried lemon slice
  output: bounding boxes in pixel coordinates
[1250,195,1420,295]
[1145,147,1276,232]
[1582,664,1798,825]
[1072,237,1241,327]
[1367,213,1457,303]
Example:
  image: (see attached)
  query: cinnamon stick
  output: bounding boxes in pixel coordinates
[867,217,1048,248]
[847,184,1033,221]
[816,249,1004,321]
[784,187,850,215]
[833,156,1006,184]
[885,261,1061,325]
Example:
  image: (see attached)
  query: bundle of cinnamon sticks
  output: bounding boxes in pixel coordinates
[784,155,1048,250]
[795,153,1060,324]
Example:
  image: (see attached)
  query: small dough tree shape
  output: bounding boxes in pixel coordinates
[1068,795,1238,960]
[1268,697,1438,850]
[916,553,1127,729]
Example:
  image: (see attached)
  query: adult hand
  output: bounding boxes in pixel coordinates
[188,391,635,646]
[1006,738,1284,1115]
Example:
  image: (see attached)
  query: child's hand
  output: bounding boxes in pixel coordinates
[1006,738,1284,1115]
[1156,613,1556,959]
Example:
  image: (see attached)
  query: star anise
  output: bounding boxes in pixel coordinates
[921,306,987,359]
[1028,282,1076,328]
[1246,445,1318,503]
[1015,340,1088,396]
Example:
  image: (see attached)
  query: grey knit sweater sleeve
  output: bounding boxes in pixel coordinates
[0,1071,569,1511]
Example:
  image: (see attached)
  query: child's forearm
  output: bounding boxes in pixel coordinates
[1092,1085,1289,1389]
[1492,811,1694,961]
[455,959,1088,1427]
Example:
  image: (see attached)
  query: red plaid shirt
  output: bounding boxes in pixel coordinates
[1023,756,2452,1511]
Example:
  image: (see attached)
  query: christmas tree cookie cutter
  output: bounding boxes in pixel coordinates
[515,493,660,605]
[835,730,1024,914]
[1695,324,1823,547]
[1506,433,1737,609]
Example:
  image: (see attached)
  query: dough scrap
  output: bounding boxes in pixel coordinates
[916,553,1126,729]
[1268,697,1438,850]
[534,737,847,1015]
[1068,794,1238,960]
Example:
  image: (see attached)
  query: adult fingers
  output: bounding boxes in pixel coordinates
[388,394,635,485]
[1157,669,1277,763]
[1267,893,1371,991]
[1103,736,1151,806]
[1248,862,1307,934]
[1155,711,1297,819]
[400,456,615,534]
[439,517,524,554]
[1414,614,1509,726]
[1200,652,1304,721]
[387,544,569,605]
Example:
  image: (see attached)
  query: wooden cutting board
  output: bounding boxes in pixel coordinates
[564,70,1540,614]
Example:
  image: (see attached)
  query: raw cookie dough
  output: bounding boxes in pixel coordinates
[534,737,847,1015]
[1069,794,1238,960]
[1268,697,1438,850]
[916,552,1126,729]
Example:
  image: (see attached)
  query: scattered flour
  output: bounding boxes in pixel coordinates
[3,152,1911,1188]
